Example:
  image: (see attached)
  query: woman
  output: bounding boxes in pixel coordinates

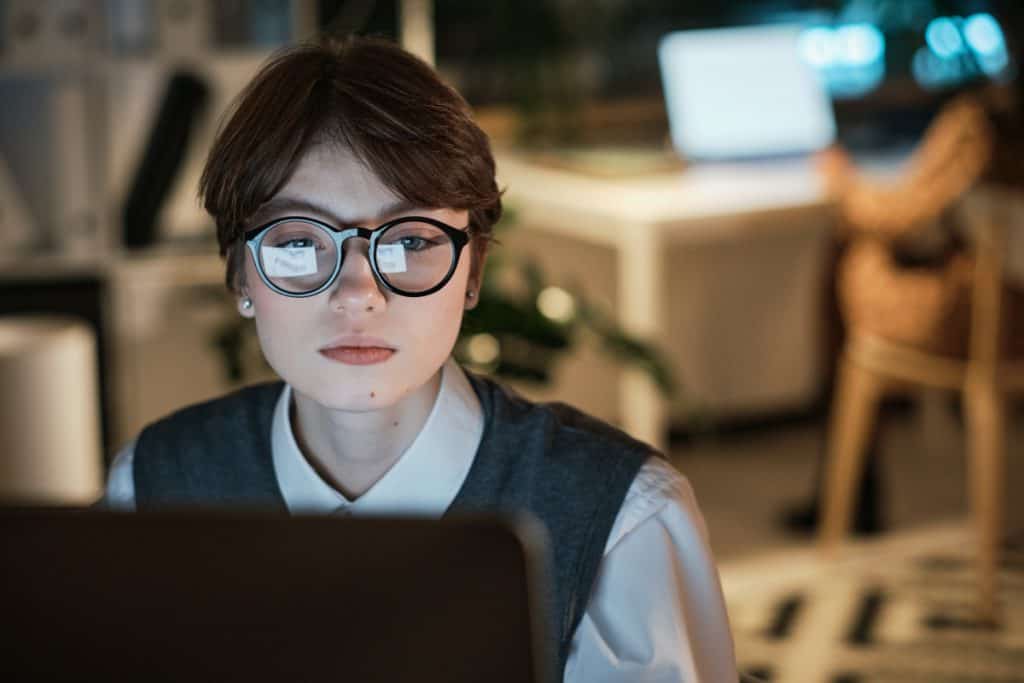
[105,36,737,682]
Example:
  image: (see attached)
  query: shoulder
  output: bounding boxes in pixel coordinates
[464,368,657,464]
[102,440,137,511]
[133,381,285,474]
[454,367,656,527]
[146,381,284,429]
[131,381,287,507]
[607,456,707,552]
[138,381,284,446]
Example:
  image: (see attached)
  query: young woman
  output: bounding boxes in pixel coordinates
[105,37,737,682]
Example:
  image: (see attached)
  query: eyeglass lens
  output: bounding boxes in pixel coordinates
[257,219,457,295]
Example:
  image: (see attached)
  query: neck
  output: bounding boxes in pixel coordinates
[290,368,444,500]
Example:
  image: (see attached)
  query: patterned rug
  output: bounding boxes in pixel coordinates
[720,524,1024,683]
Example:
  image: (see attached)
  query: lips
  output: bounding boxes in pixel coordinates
[319,336,396,366]
[319,346,395,365]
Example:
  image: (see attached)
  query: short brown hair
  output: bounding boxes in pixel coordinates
[199,36,503,292]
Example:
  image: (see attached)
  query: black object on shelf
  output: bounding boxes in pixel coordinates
[121,70,210,249]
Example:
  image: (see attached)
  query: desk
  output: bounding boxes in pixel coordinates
[497,152,833,450]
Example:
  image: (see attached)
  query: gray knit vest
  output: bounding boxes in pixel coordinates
[134,370,652,677]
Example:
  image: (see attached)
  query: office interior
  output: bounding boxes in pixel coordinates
[1,1,1023,681]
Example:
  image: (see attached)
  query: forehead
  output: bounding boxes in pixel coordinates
[270,144,405,225]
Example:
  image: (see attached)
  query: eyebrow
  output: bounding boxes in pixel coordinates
[251,196,419,227]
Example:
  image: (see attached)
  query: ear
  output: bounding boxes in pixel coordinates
[464,240,489,311]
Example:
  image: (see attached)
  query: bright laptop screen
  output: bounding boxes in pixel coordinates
[659,24,836,160]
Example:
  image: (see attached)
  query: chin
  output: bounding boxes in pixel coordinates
[275,352,443,413]
[297,375,406,413]
[299,386,400,413]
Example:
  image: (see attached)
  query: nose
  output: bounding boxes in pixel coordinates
[327,237,387,313]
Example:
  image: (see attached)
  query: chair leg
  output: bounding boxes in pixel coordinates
[820,356,885,558]
[964,376,1005,624]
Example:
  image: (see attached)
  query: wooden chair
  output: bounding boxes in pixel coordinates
[819,185,1024,623]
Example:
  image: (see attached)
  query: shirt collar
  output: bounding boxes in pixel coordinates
[271,357,484,517]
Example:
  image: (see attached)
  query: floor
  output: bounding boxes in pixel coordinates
[667,392,1024,564]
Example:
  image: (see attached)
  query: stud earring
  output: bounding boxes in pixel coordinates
[466,291,475,299]
[241,297,253,310]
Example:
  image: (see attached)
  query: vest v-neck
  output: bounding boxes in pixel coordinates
[271,357,484,516]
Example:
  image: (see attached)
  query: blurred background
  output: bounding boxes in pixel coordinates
[1,1,1023,680]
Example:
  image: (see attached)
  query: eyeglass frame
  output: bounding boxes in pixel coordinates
[243,215,471,298]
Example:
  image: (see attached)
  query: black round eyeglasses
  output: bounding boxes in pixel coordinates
[244,216,471,298]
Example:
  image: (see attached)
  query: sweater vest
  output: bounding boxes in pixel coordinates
[134,370,652,677]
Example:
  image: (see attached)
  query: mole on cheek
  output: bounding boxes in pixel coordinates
[393,421,399,427]
[370,391,376,398]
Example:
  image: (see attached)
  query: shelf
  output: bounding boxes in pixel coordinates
[0,241,223,283]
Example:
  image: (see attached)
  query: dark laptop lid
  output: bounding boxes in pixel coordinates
[2,509,553,683]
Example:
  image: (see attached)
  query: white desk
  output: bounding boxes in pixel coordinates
[497,152,834,450]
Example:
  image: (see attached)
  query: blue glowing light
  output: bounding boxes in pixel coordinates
[836,23,885,66]
[976,49,1010,76]
[925,17,965,59]
[963,13,1004,56]
[798,27,837,68]
[797,23,886,98]
[912,45,967,89]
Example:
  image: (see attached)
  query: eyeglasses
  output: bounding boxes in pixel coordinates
[244,216,471,298]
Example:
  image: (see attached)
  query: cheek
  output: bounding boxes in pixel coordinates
[400,293,464,348]
[247,278,314,354]
[400,271,468,349]
[252,298,303,359]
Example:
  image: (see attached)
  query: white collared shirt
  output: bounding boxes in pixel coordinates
[106,358,737,682]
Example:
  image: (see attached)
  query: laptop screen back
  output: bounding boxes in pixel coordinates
[1,509,553,683]
[659,24,836,160]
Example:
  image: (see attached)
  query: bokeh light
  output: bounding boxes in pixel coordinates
[537,286,576,323]
[963,13,1003,56]
[914,13,1010,88]
[925,16,965,59]
[466,333,500,365]
[964,13,1010,77]
[912,44,965,89]
[798,27,838,68]
[798,23,886,98]
[836,23,885,66]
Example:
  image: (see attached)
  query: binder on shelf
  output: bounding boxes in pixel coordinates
[212,0,293,48]
[154,0,211,56]
[107,0,157,56]
[0,151,35,251]
[121,69,211,249]
[0,76,98,253]
[1,0,103,68]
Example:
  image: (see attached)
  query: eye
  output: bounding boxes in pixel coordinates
[267,232,329,250]
[399,236,433,251]
[276,237,318,249]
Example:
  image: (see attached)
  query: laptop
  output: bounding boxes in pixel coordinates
[527,23,837,179]
[1,508,554,682]
[658,24,837,161]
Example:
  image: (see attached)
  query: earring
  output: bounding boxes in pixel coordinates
[241,297,253,310]
[466,291,475,299]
